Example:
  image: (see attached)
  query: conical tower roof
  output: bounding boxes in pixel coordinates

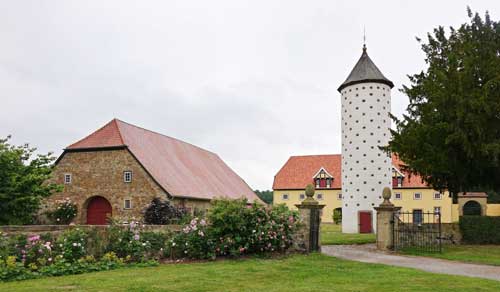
[338,46,394,92]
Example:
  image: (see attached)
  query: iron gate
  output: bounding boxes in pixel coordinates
[392,211,442,253]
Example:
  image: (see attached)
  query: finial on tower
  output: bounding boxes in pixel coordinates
[363,26,367,52]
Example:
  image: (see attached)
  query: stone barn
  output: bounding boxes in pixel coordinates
[45,119,262,224]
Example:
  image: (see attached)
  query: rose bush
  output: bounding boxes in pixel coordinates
[46,198,77,225]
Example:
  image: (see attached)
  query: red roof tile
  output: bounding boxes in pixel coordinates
[65,119,262,203]
[273,154,429,190]
[391,154,428,188]
[273,155,342,190]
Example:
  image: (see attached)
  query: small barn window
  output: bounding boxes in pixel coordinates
[124,171,132,183]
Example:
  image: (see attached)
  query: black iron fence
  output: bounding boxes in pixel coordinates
[392,211,442,253]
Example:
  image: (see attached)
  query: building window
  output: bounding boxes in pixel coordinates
[337,193,342,200]
[124,199,132,209]
[317,194,323,200]
[433,206,441,214]
[124,171,132,183]
[394,193,402,200]
[433,192,442,200]
[299,194,305,200]
[282,194,289,200]
[64,174,72,184]
[414,192,422,200]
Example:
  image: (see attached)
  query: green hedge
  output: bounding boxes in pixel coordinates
[459,216,500,244]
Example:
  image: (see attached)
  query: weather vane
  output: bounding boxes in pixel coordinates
[363,26,366,51]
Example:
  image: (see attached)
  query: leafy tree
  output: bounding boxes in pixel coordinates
[254,190,273,204]
[386,8,500,198]
[143,198,186,225]
[0,136,61,225]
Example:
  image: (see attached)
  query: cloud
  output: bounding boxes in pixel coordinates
[0,0,497,189]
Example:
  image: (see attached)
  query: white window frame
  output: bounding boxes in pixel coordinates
[124,199,132,209]
[282,194,289,200]
[64,174,72,184]
[413,192,422,200]
[394,193,402,200]
[316,193,323,200]
[433,192,442,200]
[124,171,132,183]
[337,193,342,200]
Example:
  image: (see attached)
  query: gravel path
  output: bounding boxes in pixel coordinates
[322,244,500,281]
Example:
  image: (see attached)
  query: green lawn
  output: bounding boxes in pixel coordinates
[400,245,500,266]
[321,224,376,245]
[1,254,498,291]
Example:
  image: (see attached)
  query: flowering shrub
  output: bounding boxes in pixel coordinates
[55,228,87,262]
[169,199,300,259]
[47,198,77,225]
[169,218,214,259]
[106,221,152,262]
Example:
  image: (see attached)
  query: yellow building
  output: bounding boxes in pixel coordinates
[273,154,499,224]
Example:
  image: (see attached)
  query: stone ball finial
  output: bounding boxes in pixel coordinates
[382,187,392,200]
[305,184,315,198]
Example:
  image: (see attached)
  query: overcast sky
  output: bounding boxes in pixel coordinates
[1,1,498,190]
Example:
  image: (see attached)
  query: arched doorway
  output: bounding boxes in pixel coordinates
[86,196,112,225]
[463,200,482,216]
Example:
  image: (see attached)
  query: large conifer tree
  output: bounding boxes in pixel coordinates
[388,8,500,197]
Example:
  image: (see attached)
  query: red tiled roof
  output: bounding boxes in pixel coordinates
[273,155,342,190]
[391,154,428,188]
[65,119,262,203]
[273,154,429,190]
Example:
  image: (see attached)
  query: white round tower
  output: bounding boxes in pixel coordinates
[338,45,393,233]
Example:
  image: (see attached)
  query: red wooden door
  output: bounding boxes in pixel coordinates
[86,197,112,225]
[359,211,372,233]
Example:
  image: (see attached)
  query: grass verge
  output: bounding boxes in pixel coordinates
[1,253,499,291]
[400,244,500,266]
[321,224,376,245]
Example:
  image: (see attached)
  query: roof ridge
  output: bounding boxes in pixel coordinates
[290,154,341,157]
[66,119,125,149]
[113,118,126,145]
[114,119,218,156]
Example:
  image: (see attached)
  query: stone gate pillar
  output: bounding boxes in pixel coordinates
[374,187,401,251]
[296,184,325,252]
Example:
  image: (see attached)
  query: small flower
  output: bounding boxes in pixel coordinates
[72,243,77,247]
[172,242,176,247]
[134,234,140,241]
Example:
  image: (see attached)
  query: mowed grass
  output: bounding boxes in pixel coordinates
[321,224,376,245]
[1,254,499,291]
[401,245,500,266]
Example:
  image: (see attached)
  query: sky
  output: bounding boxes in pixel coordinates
[1,1,498,190]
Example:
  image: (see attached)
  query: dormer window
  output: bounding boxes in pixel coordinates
[124,171,132,183]
[392,166,405,188]
[313,167,334,189]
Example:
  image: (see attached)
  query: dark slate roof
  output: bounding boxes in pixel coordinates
[338,46,394,92]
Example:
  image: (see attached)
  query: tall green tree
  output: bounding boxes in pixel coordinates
[254,190,273,204]
[0,136,61,225]
[387,8,500,197]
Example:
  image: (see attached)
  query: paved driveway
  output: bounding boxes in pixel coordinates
[322,244,500,282]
